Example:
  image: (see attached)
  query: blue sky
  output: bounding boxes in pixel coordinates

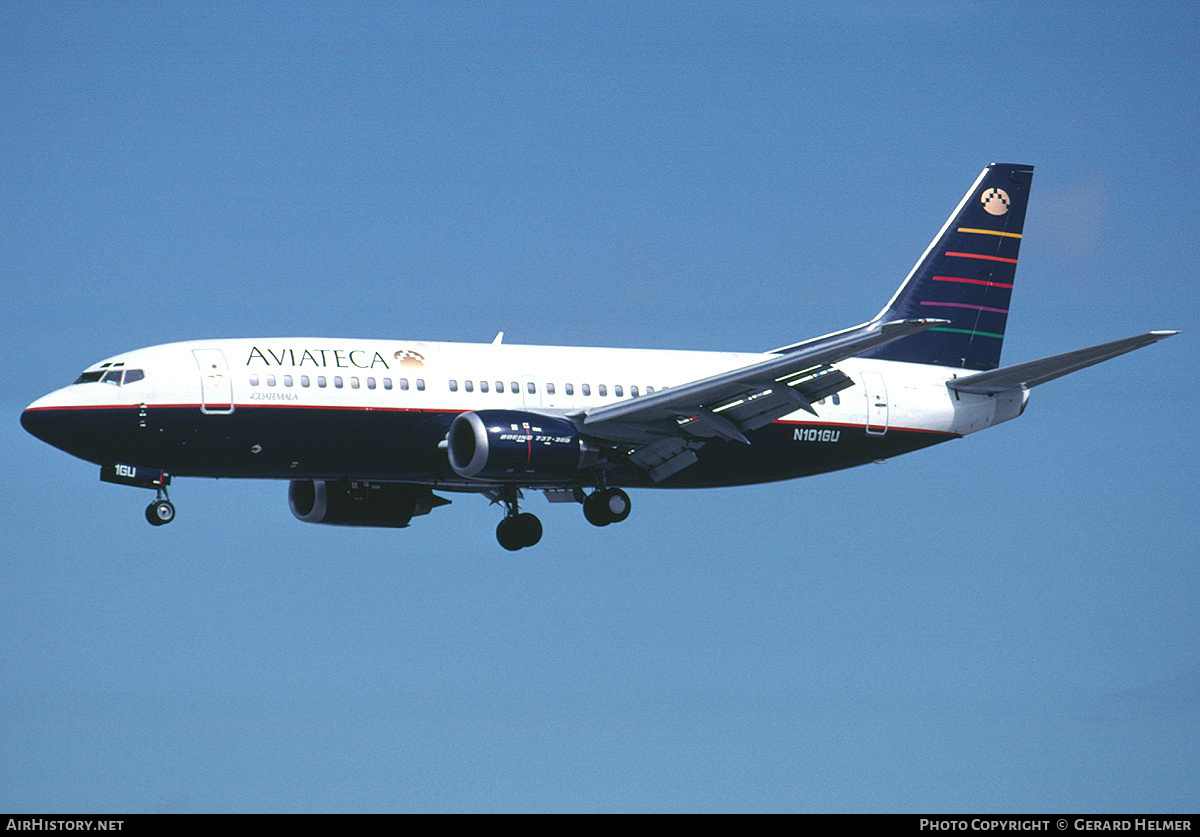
[2,1,1197,812]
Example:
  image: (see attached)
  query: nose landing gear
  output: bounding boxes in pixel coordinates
[100,464,177,527]
[146,497,176,526]
[145,484,175,526]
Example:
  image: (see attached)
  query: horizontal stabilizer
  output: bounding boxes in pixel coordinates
[947,331,1180,395]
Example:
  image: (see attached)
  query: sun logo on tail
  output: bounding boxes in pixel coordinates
[981,187,1010,215]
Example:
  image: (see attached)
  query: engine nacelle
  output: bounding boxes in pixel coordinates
[288,479,448,527]
[446,410,597,483]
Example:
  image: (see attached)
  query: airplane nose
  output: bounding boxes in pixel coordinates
[22,390,139,466]
[21,397,60,446]
[21,391,89,454]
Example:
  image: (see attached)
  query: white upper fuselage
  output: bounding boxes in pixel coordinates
[28,337,1022,441]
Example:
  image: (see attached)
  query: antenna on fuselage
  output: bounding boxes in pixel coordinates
[492,332,504,345]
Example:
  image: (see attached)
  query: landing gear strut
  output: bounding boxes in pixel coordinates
[582,487,631,527]
[145,486,175,526]
[100,464,176,527]
[495,488,542,550]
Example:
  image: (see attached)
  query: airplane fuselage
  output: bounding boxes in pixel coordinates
[22,337,1023,490]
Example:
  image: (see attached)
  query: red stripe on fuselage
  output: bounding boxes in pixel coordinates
[23,404,960,437]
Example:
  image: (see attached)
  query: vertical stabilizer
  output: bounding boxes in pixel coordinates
[863,163,1034,370]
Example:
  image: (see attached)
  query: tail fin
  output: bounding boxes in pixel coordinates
[862,163,1034,371]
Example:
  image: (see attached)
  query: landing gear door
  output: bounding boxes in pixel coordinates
[193,349,234,414]
[863,371,888,436]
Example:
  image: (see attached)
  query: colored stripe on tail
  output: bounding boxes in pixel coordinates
[862,163,1034,371]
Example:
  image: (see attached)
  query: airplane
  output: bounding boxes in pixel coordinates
[21,163,1179,550]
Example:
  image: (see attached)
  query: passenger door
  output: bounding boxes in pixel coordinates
[193,349,234,414]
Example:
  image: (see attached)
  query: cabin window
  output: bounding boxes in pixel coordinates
[598,384,607,397]
[383,378,392,390]
[367,377,376,390]
[301,375,310,387]
[448,379,458,392]
[266,375,276,387]
[614,385,623,397]
[546,382,555,395]
[317,376,327,388]
[283,375,293,387]
[646,386,654,394]
[565,383,574,396]
[399,378,409,390]
[527,382,536,394]
[495,381,504,393]
[350,377,360,389]
[416,379,425,391]
[480,380,489,393]
[249,374,259,386]
[630,385,638,397]
[832,393,841,405]
[582,383,591,396]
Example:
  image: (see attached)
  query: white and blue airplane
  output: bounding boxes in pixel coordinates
[22,163,1178,549]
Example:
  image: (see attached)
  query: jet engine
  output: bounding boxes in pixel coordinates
[288,479,449,527]
[446,410,597,483]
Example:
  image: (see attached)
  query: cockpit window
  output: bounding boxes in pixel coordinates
[73,368,145,386]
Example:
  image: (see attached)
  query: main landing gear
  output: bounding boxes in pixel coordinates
[582,487,631,527]
[496,488,543,551]
[493,485,633,549]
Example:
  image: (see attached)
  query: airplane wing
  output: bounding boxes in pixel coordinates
[946,331,1180,395]
[570,318,943,482]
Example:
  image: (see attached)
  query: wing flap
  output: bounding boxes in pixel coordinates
[627,438,702,483]
[580,318,939,444]
[574,318,941,479]
[697,367,855,435]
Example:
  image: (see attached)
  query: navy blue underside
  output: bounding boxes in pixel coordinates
[22,405,954,489]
